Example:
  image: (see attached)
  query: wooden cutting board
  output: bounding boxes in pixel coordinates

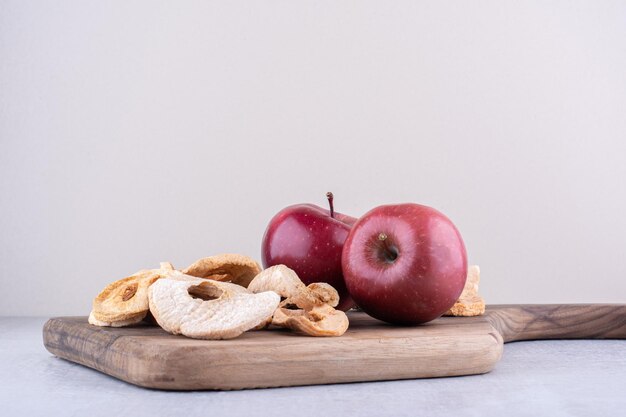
[43,304,626,390]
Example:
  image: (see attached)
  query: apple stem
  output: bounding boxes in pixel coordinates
[326,192,335,218]
[378,232,398,262]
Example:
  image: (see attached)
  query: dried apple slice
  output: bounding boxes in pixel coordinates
[272,304,349,337]
[183,254,262,288]
[148,277,280,340]
[89,269,162,327]
[248,265,349,336]
[444,265,485,317]
[89,263,182,327]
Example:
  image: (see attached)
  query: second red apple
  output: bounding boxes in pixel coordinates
[261,193,356,311]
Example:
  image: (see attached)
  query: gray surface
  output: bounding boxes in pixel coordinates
[1,318,625,417]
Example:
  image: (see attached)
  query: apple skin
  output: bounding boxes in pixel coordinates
[342,203,467,324]
[261,204,357,311]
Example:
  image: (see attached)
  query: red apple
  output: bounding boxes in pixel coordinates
[261,193,356,311]
[342,203,467,324]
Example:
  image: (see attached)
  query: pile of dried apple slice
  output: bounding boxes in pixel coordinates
[88,254,348,339]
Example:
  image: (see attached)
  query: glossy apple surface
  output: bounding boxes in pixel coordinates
[342,203,467,324]
[261,194,356,311]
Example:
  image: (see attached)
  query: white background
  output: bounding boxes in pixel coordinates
[1,1,625,316]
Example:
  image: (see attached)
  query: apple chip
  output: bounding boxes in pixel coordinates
[89,269,161,327]
[182,254,262,288]
[88,311,141,327]
[273,304,349,337]
[88,263,182,327]
[444,265,485,317]
[148,277,280,339]
[289,282,340,310]
[247,265,349,336]
[247,265,305,299]
[248,265,338,308]
[247,265,304,330]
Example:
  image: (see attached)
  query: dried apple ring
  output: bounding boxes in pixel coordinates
[148,277,280,339]
[89,263,180,327]
[248,265,349,336]
[272,304,349,337]
[183,254,262,288]
[444,265,485,317]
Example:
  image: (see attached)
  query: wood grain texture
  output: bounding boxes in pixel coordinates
[485,304,626,342]
[42,304,626,390]
[43,313,502,390]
